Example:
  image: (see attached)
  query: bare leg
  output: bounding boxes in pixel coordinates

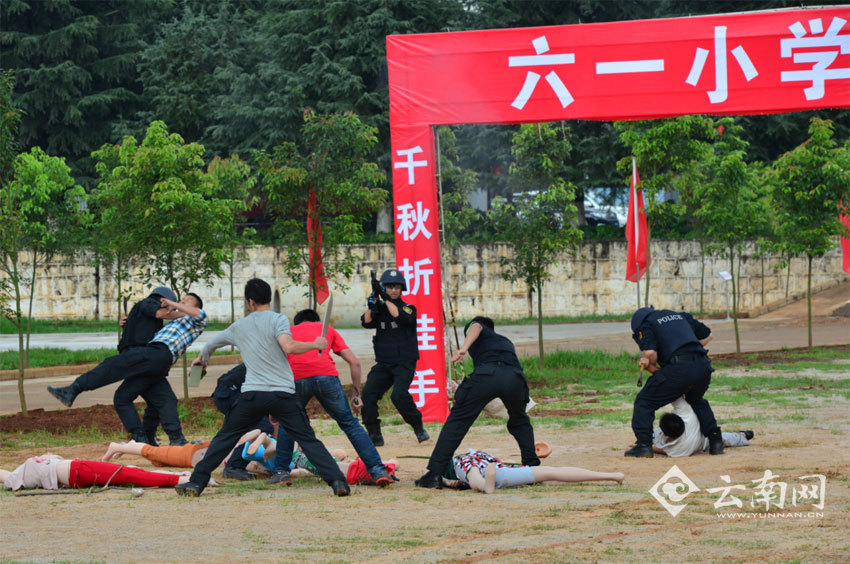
[245,461,272,476]
[0,469,10,485]
[484,464,497,494]
[101,441,146,462]
[237,429,262,448]
[246,432,271,455]
[531,466,624,484]
[467,467,487,493]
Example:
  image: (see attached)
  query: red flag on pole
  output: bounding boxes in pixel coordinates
[841,208,850,275]
[307,189,329,304]
[626,158,650,282]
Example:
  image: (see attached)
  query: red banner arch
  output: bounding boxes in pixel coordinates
[386,7,850,422]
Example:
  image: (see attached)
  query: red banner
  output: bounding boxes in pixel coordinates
[387,7,850,422]
[626,159,650,283]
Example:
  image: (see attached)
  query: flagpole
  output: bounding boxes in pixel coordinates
[633,157,640,309]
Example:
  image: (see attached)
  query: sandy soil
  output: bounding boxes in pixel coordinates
[1,359,848,563]
[1,284,847,563]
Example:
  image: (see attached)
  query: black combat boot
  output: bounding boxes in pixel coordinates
[414,471,443,489]
[144,429,160,447]
[168,431,188,446]
[413,424,430,443]
[367,425,384,447]
[624,443,654,458]
[47,383,80,407]
[131,430,150,444]
[708,429,724,455]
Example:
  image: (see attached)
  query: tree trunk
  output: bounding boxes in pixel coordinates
[94,260,100,320]
[760,255,765,307]
[730,245,740,353]
[229,254,235,352]
[644,232,651,306]
[785,259,791,297]
[699,240,705,314]
[807,255,813,351]
[24,253,37,368]
[537,277,544,369]
[12,260,27,415]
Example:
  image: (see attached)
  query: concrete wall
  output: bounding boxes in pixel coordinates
[8,240,847,325]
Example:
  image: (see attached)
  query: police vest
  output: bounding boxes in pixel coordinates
[372,302,419,364]
[118,297,163,353]
[646,310,701,363]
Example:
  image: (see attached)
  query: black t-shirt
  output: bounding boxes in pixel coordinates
[117,296,163,353]
[464,321,520,368]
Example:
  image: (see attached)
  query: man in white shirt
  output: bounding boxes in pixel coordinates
[651,396,753,457]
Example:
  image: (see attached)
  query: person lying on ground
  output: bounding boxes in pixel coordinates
[284,446,399,487]
[440,450,624,494]
[642,396,753,457]
[100,429,278,473]
[0,454,217,491]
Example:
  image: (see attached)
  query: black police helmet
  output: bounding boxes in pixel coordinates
[151,285,177,302]
[379,269,407,291]
[631,307,654,332]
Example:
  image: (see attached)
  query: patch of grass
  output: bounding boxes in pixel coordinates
[0,347,236,370]
[0,427,114,450]
[1,317,233,334]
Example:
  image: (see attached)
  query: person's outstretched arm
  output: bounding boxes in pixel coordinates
[452,322,483,364]
[278,333,327,356]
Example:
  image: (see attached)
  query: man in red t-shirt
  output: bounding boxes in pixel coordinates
[269,309,392,487]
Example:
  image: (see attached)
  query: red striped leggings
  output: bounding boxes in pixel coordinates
[68,460,180,488]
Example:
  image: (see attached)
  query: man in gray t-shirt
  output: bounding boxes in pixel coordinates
[176,278,349,497]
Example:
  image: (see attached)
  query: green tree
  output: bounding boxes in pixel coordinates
[615,116,715,304]
[92,121,247,397]
[0,0,171,185]
[0,147,87,414]
[767,118,850,350]
[207,155,257,326]
[491,122,583,367]
[692,118,770,352]
[256,109,386,307]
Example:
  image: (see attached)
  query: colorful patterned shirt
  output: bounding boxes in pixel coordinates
[452,449,506,483]
[150,310,207,364]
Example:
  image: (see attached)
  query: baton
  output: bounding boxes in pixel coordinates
[318,294,333,358]
[637,365,644,387]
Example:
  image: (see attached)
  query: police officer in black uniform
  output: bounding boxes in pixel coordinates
[360,269,429,446]
[415,316,540,488]
[116,285,179,445]
[625,307,724,458]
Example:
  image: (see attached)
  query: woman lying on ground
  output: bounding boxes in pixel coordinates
[241,432,397,486]
[0,453,217,491]
[441,449,624,494]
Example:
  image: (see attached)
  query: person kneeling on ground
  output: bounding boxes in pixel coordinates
[0,454,215,491]
[440,450,624,494]
[647,396,753,457]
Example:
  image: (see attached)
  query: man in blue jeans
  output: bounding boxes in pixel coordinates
[268,309,392,487]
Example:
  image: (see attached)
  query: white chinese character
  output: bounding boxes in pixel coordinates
[394,146,428,185]
[596,59,664,74]
[685,26,758,103]
[781,17,850,100]
[396,202,432,241]
[750,470,787,511]
[398,257,434,296]
[408,368,439,408]
[706,475,746,509]
[417,313,438,351]
[509,35,575,109]
[792,474,827,510]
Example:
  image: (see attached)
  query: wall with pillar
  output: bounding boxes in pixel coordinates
[7,239,847,326]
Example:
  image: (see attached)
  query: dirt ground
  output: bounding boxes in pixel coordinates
[1,360,848,563]
[1,284,848,563]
